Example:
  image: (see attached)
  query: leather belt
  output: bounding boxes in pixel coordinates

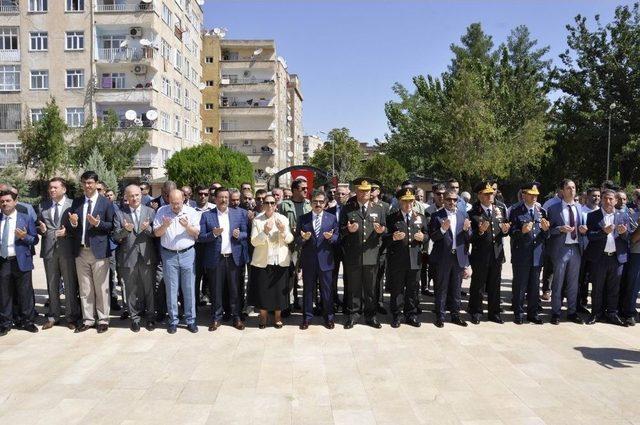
[451,249,457,255]
[605,252,616,257]
[162,246,193,254]
[220,253,232,258]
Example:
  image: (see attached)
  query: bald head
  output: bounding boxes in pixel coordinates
[169,189,185,213]
[125,184,142,208]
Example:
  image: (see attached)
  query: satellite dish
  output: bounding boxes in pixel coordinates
[125,110,137,121]
[287,115,292,122]
[287,151,294,158]
[286,137,293,142]
[120,40,128,48]
[219,31,226,38]
[198,82,206,90]
[134,118,143,126]
[253,48,263,56]
[142,0,152,3]
[146,110,158,121]
[140,38,152,46]
[213,28,221,35]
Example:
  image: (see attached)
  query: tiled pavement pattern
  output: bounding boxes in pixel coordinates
[1,245,640,425]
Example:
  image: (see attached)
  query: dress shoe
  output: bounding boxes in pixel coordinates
[366,318,382,329]
[550,315,560,325]
[514,317,524,325]
[258,323,266,329]
[489,315,504,324]
[324,320,335,329]
[377,305,388,315]
[167,325,177,334]
[233,320,245,330]
[120,310,130,321]
[208,321,220,332]
[23,323,38,333]
[42,320,55,330]
[406,316,421,328]
[541,291,551,301]
[66,322,77,331]
[391,316,401,328]
[586,314,598,325]
[130,322,141,333]
[187,323,199,333]
[607,314,626,327]
[470,314,480,325]
[528,316,543,325]
[274,322,283,329]
[75,324,91,333]
[343,318,355,329]
[97,324,109,333]
[567,314,585,325]
[451,315,468,327]
[625,317,636,327]
[434,318,444,328]
[0,326,8,336]
[299,321,310,330]
[146,321,155,331]
[577,304,591,315]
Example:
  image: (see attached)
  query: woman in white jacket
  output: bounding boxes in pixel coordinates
[250,194,294,328]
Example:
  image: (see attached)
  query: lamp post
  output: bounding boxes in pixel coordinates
[606,102,616,181]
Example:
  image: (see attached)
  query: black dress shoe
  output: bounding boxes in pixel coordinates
[625,317,636,327]
[299,321,310,330]
[208,321,220,331]
[233,320,245,330]
[343,318,355,329]
[0,326,8,336]
[406,316,421,328]
[146,321,155,331]
[187,323,199,333]
[607,314,626,327]
[377,305,388,315]
[75,324,91,333]
[528,316,543,325]
[274,322,283,329]
[514,317,524,325]
[577,304,591,315]
[130,322,141,332]
[434,318,444,328]
[470,314,480,325]
[366,318,382,329]
[550,315,560,325]
[451,315,468,327]
[391,316,401,328]
[489,315,504,324]
[567,314,584,325]
[324,320,335,329]
[97,324,109,333]
[586,314,598,325]
[23,323,38,333]
[167,325,177,334]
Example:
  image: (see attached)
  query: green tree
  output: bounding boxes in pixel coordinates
[309,128,364,182]
[550,3,640,185]
[70,110,147,179]
[84,147,118,191]
[165,144,254,188]
[361,154,407,189]
[18,98,68,180]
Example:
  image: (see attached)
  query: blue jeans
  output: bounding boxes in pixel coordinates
[161,247,196,326]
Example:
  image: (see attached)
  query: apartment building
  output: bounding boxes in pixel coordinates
[201,37,303,185]
[302,134,323,164]
[0,0,203,180]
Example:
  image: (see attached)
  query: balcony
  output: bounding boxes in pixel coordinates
[0,50,20,62]
[96,47,154,63]
[219,129,275,141]
[95,1,154,12]
[95,87,157,104]
[0,3,18,14]
[221,79,275,93]
[132,155,161,168]
[220,61,276,71]
[219,105,274,118]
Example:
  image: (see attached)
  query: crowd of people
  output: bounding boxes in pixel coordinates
[0,171,639,335]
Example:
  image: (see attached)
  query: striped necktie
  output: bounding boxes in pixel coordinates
[313,213,321,237]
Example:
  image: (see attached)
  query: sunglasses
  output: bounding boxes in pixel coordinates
[445,197,458,201]
[299,187,308,191]
[198,192,209,196]
[263,201,276,205]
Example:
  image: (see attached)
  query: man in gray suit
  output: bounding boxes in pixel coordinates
[113,184,157,332]
[37,177,80,330]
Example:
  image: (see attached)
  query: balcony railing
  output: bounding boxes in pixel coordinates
[0,3,19,13]
[97,47,153,62]
[133,156,161,168]
[220,100,273,108]
[221,78,275,85]
[95,2,154,12]
[0,50,20,62]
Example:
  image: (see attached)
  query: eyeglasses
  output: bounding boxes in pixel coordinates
[434,192,445,196]
[198,192,209,196]
[263,201,276,205]
[312,200,324,204]
[445,197,458,201]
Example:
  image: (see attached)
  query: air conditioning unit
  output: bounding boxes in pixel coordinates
[133,65,148,75]
[130,27,143,38]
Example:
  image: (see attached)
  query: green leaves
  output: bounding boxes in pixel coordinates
[309,128,365,182]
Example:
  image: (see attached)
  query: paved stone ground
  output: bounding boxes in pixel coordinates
[1,244,640,425]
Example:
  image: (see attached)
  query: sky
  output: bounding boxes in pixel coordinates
[202,0,634,144]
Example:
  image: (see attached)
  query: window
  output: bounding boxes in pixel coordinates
[162,3,172,26]
[28,0,47,12]
[161,77,171,98]
[0,104,21,130]
[160,111,169,132]
[65,0,84,11]
[205,103,213,110]
[206,80,214,87]
[0,142,21,166]
[161,38,170,59]
[0,27,18,50]
[0,65,20,91]
[205,127,213,134]
[65,31,84,50]
[30,108,43,123]
[175,51,183,71]
[205,57,214,64]
[99,35,125,49]
[100,72,125,89]
[29,32,48,51]
[66,69,84,89]
[66,107,85,127]
[174,115,180,137]
[184,119,190,141]
[30,70,48,90]
[184,89,190,110]
[174,81,182,104]
[184,59,190,77]
[192,126,199,143]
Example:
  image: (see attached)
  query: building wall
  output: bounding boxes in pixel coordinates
[200,32,220,145]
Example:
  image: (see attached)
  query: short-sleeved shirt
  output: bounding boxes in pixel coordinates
[153,204,199,251]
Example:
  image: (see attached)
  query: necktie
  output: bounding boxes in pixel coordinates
[529,208,534,222]
[1,216,10,258]
[568,205,577,240]
[133,209,139,231]
[53,203,60,227]
[84,199,92,247]
[406,213,410,228]
[313,213,321,237]
[486,208,491,219]
[361,205,366,217]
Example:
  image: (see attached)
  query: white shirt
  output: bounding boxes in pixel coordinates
[81,192,100,246]
[153,204,199,251]
[217,208,232,254]
[561,201,580,245]
[442,208,457,235]
[0,209,17,257]
[602,208,616,253]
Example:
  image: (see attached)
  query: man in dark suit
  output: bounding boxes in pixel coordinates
[198,187,248,331]
[340,178,387,329]
[64,171,115,334]
[429,189,471,328]
[296,191,339,329]
[326,184,349,310]
[0,189,39,336]
[468,181,510,325]
[385,188,428,328]
[546,179,587,325]
[37,177,79,330]
[181,185,197,208]
[584,189,630,326]
[509,182,550,325]
[113,184,157,332]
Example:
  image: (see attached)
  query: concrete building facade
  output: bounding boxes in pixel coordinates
[302,134,323,164]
